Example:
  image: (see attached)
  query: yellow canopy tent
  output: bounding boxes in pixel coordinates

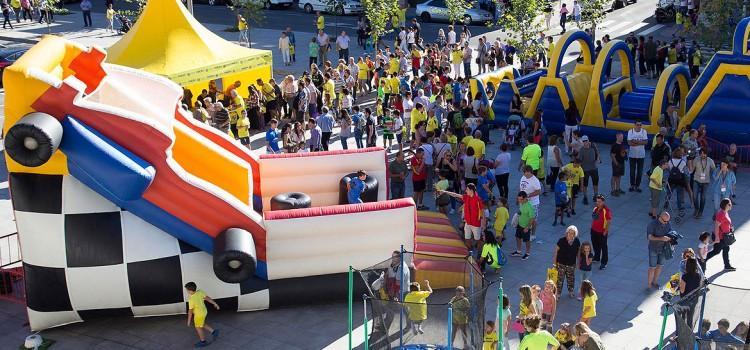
[106,0,272,101]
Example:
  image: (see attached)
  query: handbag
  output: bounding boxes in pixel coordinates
[723,232,736,246]
[471,158,479,175]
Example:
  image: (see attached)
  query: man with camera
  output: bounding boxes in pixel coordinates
[647,212,675,290]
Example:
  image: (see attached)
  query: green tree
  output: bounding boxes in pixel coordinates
[361,0,399,45]
[696,0,744,51]
[445,0,473,25]
[230,0,266,28]
[497,0,545,65]
[578,0,608,38]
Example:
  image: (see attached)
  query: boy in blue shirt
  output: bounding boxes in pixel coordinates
[265,118,280,153]
[347,170,367,204]
[477,166,492,207]
[553,171,569,226]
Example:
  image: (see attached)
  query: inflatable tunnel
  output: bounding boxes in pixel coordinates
[526,30,595,136]
[470,66,547,125]
[3,36,417,331]
[675,17,750,144]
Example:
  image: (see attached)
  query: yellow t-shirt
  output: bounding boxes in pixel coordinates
[519,302,530,317]
[493,206,509,232]
[563,163,584,197]
[411,49,422,59]
[316,15,325,30]
[261,83,275,101]
[447,134,458,152]
[389,58,400,74]
[404,291,431,321]
[451,50,462,64]
[483,331,499,350]
[380,78,391,94]
[426,117,438,133]
[583,292,598,318]
[461,136,474,146]
[410,109,427,133]
[106,8,115,20]
[238,19,248,30]
[188,290,208,316]
[236,117,250,138]
[650,166,664,190]
[467,138,486,157]
[376,104,384,117]
[323,80,336,98]
[389,77,400,93]
[357,62,369,79]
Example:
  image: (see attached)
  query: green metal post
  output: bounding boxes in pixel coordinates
[363,295,369,350]
[658,303,669,350]
[497,280,503,350]
[349,266,353,350]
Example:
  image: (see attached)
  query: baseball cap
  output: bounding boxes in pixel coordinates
[581,135,590,142]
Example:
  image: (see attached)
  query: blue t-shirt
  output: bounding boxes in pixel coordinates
[554,180,568,205]
[348,177,365,204]
[266,129,280,152]
[477,174,490,201]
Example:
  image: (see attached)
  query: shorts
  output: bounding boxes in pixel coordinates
[650,187,662,209]
[649,247,666,267]
[413,179,426,192]
[464,224,481,240]
[612,163,625,177]
[572,184,580,198]
[515,226,531,242]
[583,169,599,187]
[384,133,394,140]
[239,136,250,145]
[193,313,206,328]
[556,201,569,209]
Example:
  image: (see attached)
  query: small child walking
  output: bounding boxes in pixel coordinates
[449,286,471,347]
[540,280,558,331]
[483,320,499,350]
[493,197,509,242]
[105,4,115,33]
[580,280,597,325]
[404,280,433,335]
[553,171,569,226]
[577,241,594,300]
[697,231,711,272]
[185,282,220,348]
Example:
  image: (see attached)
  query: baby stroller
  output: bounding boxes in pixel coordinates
[505,115,524,149]
[662,182,685,225]
[116,14,132,35]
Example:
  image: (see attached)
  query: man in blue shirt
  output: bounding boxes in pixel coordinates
[265,119,280,153]
[704,319,745,349]
[317,106,335,151]
[476,166,491,205]
[347,170,367,204]
[307,118,322,152]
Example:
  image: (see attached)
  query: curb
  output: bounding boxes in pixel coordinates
[0,35,39,45]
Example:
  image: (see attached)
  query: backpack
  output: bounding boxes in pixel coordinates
[356,113,367,132]
[668,159,684,184]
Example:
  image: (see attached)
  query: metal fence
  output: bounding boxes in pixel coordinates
[0,232,22,268]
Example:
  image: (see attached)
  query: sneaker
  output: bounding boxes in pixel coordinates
[521,253,530,260]
[618,189,626,194]
[511,251,522,257]
[571,209,577,215]
[629,187,634,192]
[418,325,425,334]
[195,341,209,348]
[725,266,737,271]
[599,264,607,270]
[552,222,557,226]
[212,329,220,340]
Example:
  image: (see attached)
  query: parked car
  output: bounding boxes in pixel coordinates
[416,0,493,25]
[0,48,28,87]
[299,0,363,15]
[193,0,293,9]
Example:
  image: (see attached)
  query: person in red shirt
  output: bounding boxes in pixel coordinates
[706,198,736,271]
[439,183,485,251]
[590,194,612,270]
[411,148,428,210]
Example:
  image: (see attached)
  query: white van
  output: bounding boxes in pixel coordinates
[299,0,364,15]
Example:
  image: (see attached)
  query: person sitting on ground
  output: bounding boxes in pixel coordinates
[479,229,502,273]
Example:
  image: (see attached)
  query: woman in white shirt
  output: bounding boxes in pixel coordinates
[547,134,563,191]
[494,143,512,198]
[279,32,291,66]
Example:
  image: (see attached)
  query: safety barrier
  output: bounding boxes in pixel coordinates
[0,232,21,268]
[0,266,25,305]
[704,137,750,169]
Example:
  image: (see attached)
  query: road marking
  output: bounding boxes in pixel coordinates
[322,320,372,350]
[0,182,7,190]
[638,24,665,36]
[604,20,635,34]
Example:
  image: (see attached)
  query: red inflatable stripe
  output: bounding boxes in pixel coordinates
[264,198,415,220]
[416,228,461,240]
[414,242,467,256]
[417,216,453,225]
[414,259,468,273]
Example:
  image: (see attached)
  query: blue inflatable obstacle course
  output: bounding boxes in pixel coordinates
[469,66,547,125]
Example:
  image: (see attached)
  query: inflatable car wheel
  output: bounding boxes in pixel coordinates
[338,173,379,204]
[213,228,257,283]
[4,113,63,167]
[270,192,312,210]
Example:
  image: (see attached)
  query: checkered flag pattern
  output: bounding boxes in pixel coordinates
[10,173,270,331]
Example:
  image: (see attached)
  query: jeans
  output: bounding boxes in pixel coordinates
[629,157,644,188]
[694,182,708,214]
[591,230,608,266]
[638,55,647,75]
[339,48,349,60]
[281,49,290,64]
[673,183,685,210]
[83,10,92,26]
[391,181,405,199]
[321,131,332,151]
[353,129,364,148]
[706,238,731,269]
[425,165,434,191]
[495,173,510,198]
[340,136,349,150]
[463,61,471,78]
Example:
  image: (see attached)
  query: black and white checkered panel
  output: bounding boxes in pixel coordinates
[11,173,269,331]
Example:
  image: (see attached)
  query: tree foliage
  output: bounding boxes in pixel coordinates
[497,0,545,64]
[445,0,473,24]
[696,0,744,51]
[230,0,266,28]
[579,0,608,37]
[361,0,398,41]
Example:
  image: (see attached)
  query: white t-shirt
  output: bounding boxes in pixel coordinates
[627,128,648,158]
[495,152,511,174]
[519,175,542,206]
[420,144,434,165]
[403,99,415,119]
[447,30,456,45]
[336,35,350,49]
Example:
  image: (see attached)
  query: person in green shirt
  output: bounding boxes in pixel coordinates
[649,159,669,218]
[519,315,560,350]
[512,191,536,260]
[308,37,320,67]
[520,136,543,175]
[480,229,502,272]
[450,286,471,347]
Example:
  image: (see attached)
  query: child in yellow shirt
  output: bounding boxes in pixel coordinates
[483,320,498,350]
[580,280,597,325]
[493,197,509,241]
[404,280,433,335]
[185,282,220,347]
